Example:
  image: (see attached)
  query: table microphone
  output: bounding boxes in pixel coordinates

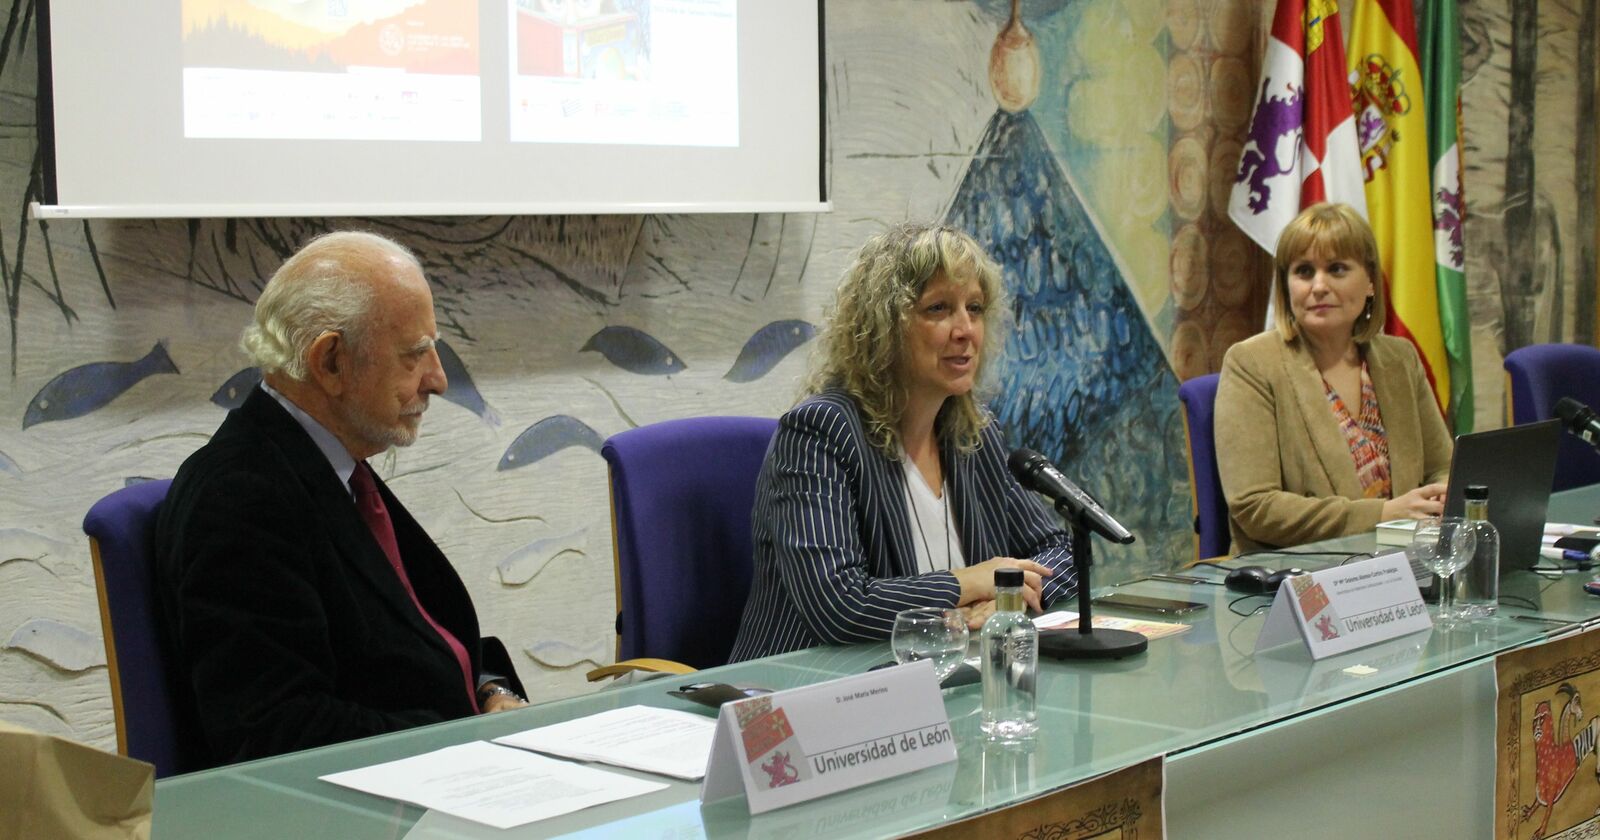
[1007,448,1135,544]
[1008,448,1146,659]
[1555,397,1600,452]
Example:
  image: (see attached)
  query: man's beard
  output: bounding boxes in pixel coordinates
[342,398,426,451]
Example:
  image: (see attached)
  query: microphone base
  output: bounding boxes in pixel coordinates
[1038,628,1148,660]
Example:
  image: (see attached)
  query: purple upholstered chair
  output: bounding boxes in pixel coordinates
[1178,374,1230,560]
[587,416,779,680]
[84,479,205,778]
[1504,343,1600,491]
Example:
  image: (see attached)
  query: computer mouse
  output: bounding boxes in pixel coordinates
[1224,565,1271,594]
[1264,568,1307,592]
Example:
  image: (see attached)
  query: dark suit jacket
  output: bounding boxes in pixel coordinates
[154,387,521,764]
[729,390,1075,661]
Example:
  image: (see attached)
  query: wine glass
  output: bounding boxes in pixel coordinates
[891,607,970,683]
[1406,516,1476,625]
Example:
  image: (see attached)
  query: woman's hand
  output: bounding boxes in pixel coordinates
[960,600,997,629]
[953,557,1052,611]
[1381,482,1448,521]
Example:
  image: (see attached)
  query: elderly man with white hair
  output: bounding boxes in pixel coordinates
[156,231,525,766]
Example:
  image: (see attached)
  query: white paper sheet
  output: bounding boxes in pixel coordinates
[1031,610,1080,629]
[1032,610,1187,639]
[494,705,717,781]
[319,741,666,830]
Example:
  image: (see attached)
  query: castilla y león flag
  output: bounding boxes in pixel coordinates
[1229,0,1367,255]
[1349,0,1450,413]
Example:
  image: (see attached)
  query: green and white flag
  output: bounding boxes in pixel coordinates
[1422,0,1473,433]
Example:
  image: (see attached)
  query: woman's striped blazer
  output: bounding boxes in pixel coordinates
[729,390,1077,661]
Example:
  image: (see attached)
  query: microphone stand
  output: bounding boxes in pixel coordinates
[1040,501,1148,660]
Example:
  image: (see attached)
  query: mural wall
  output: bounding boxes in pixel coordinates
[0,0,1591,751]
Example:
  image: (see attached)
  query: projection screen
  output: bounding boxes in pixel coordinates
[37,1,826,218]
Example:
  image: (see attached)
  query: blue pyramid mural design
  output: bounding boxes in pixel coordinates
[944,110,1191,572]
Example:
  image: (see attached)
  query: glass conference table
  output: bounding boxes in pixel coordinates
[153,486,1600,839]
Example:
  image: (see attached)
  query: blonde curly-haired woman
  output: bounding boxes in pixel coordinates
[730,223,1077,661]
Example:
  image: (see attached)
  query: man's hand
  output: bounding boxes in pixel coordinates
[482,692,528,713]
[477,682,528,714]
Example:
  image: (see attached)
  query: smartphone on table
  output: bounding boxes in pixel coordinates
[1092,593,1207,616]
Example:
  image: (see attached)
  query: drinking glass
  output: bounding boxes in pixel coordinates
[1406,516,1476,625]
[891,607,970,683]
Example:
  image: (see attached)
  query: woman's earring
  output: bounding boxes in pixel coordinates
[1361,296,1374,322]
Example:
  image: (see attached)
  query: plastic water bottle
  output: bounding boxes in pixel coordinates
[1456,484,1499,618]
[980,568,1038,739]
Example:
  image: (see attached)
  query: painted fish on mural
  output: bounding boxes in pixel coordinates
[495,530,588,586]
[523,638,610,670]
[724,319,816,383]
[498,414,604,471]
[0,527,74,563]
[580,326,687,375]
[4,618,105,673]
[23,342,180,429]
[435,338,501,426]
[210,367,263,410]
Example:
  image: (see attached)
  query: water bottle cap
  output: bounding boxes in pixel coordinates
[994,568,1024,587]
[1465,484,1489,500]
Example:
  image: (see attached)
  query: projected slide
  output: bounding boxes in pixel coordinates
[509,0,738,147]
[182,0,481,141]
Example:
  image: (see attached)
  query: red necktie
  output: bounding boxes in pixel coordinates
[351,463,479,713]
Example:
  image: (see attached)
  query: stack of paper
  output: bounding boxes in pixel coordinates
[320,741,666,831]
[495,705,717,781]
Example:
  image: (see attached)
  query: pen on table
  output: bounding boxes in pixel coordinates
[1148,573,1209,585]
[1513,615,1575,627]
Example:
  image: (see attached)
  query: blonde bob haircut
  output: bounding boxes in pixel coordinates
[803,222,1010,456]
[1271,202,1386,344]
[241,231,421,380]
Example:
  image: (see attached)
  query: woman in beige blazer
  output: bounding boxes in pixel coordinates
[1215,203,1453,552]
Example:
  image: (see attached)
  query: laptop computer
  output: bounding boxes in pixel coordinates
[1395,420,1561,595]
[1440,419,1562,570]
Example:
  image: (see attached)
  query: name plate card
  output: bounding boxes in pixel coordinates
[699,659,956,814]
[1254,551,1432,660]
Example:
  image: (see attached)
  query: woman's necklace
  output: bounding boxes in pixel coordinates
[906,469,953,572]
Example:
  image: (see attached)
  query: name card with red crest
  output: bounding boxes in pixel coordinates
[700,660,956,814]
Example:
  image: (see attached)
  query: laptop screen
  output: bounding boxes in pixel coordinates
[1442,420,1561,570]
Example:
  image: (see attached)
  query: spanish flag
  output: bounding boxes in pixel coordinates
[1349,0,1450,413]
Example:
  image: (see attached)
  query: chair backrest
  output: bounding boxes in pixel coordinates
[1504,343,1600,491]
[1178,374,1229,560]
[602,416,778,670]
[83,479,204,778]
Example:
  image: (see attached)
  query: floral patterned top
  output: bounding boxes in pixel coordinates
[1324,362,1391,499]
